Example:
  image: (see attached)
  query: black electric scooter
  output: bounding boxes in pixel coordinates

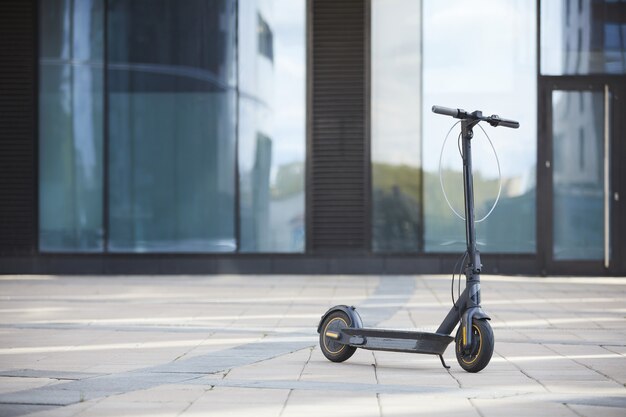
[317,105,519,372]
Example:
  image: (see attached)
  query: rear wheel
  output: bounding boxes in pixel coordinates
[319,311,356,362]
[455,319,494,373]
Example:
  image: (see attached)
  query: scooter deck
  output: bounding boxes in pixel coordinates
[339,328,454,356]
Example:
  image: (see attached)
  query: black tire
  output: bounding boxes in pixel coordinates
[455,319,494,373]
[319,311,357,362]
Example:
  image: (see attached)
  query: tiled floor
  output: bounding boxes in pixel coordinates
[0,274,624,416]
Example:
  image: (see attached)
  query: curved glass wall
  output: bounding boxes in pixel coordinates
[39,0,105,251]
[39,0,305,253]
[107,0,237,252]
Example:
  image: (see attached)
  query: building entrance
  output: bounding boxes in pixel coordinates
[540,81,625,275]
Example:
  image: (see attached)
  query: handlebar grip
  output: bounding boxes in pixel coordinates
[498,118,519,129]
[432,105,459,117]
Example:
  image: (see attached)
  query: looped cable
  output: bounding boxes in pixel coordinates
[438,122,502,223]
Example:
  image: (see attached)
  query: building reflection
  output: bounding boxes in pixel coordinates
[238,0,306,252]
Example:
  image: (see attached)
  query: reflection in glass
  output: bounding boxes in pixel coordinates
[552,91,605,260]
[371,0,422,252]
[541,0,626,75]
[107,0,237,252]
[238,0,306,252]
[39,0,104,251]
[423,0,537,253]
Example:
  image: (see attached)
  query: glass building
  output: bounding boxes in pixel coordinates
[0,0,625,275]
[38,0,305,254]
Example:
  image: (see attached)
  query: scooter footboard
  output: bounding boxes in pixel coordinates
[341,328,454,355]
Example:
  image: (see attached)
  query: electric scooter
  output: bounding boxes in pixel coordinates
[317,105,519,372]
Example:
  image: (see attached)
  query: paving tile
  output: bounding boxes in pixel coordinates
[0,376,56,395]
[74,400,189,417]
[379,393,480,416]
[281,389,379,417]
[0,403,59,417]
[567,403,626,417]
[472,397,580,417]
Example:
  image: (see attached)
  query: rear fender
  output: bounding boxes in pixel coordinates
[317,305,363,333]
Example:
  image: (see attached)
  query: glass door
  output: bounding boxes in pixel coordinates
[541,83,623,274]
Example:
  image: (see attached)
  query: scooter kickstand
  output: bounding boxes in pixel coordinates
[439,355,451,369]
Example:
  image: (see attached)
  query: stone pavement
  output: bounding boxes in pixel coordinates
[0,274,625,417]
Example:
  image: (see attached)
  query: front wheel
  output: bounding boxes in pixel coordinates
[319,311,357,362]
[455,319,494,373]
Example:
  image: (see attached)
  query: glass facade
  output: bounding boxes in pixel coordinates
[371,0,537,254]
[541,0,626,75]
[37,0,620,268]
[371,0,422,252]
[107,0,237,252]
[422,0,537,253]
[39,0,105,251]
[238,0,306,252]
[552,91,606,260]
[38,0,305,253]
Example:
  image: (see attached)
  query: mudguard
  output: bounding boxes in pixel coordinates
[471,307,491,321]
[317,305,363,333]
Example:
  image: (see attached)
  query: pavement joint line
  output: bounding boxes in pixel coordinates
[0,374,81,381]
[445,366,463,389]
[189,376,538,398]
[499,339,626,347]
[0,370,105,381]
[563,402,586,417]
[468,398,486,417]
[372,352,383,417]
[141,371,224,375]
[219,368,231,381]
[0,324,316,335]
[543,343,624,387]
[184,382,626,408]
[278,388,293,417]
[492,350,552,393]
[172,331,215,363]
[175,385,209,417]
[280,345,313,416]
[519,367,551,393]
[601,344,626,357]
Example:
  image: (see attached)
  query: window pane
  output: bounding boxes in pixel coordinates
[552,91,605,260]
[541,0,626,75]
[371,0,422,252]
[39,0,104,251]
[423,0,537,253]
[107,0,237,252]
[238,0,306,252]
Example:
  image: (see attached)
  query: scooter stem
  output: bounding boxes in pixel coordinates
[435,118,489,340]
[461,118,481,275]
[461,117,483,350]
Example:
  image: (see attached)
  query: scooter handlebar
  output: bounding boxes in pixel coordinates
[431,105,460,117]
[494,117,519,129]
[432,104,520,129]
